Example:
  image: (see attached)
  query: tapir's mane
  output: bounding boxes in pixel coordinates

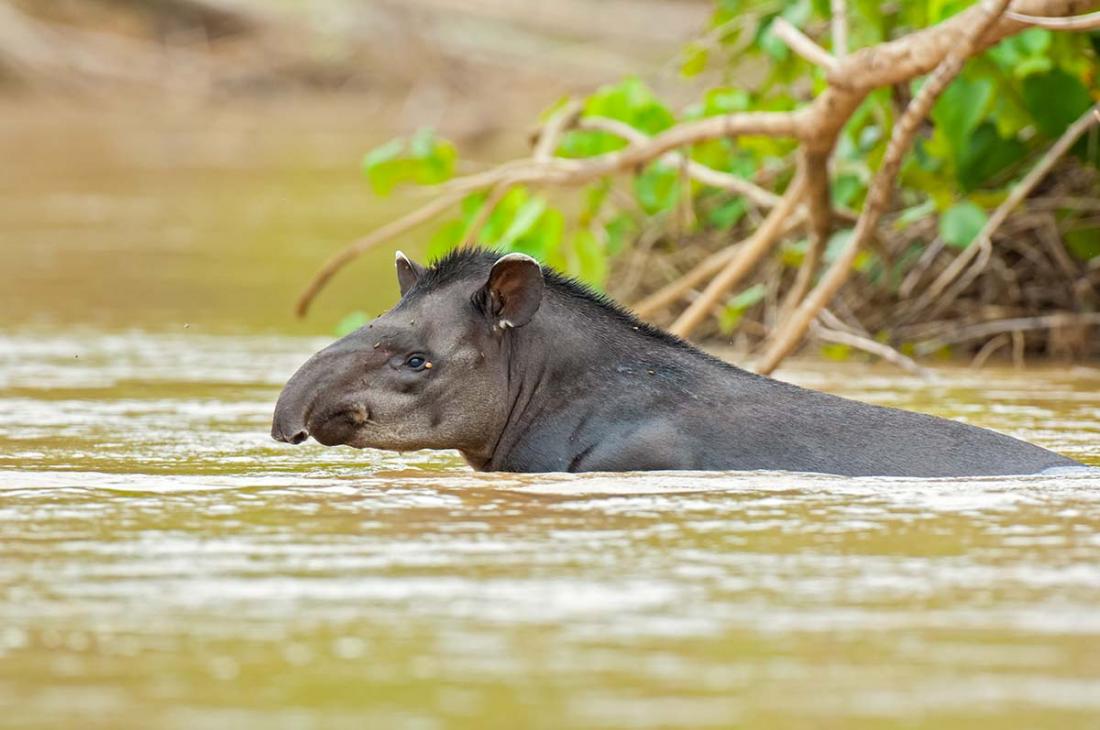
[416,247,701,354]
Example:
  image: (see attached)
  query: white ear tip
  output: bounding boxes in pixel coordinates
[495,252,540,266]
[395,250,409,263]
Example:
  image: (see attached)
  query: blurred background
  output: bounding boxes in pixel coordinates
[0,0,711,334]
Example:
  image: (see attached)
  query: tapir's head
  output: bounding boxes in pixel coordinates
[271,249,544,457]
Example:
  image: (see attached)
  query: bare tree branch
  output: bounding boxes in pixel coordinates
[772,18,838,71]
[831,0,848,56]
[779,149,832,318]
[631,211,806,318]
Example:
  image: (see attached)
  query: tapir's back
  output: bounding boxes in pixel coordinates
[689,368,1079,477]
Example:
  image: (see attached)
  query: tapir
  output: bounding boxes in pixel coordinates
[272,248,1083,477]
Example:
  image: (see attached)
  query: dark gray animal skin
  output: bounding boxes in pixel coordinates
[272,248,1081,477]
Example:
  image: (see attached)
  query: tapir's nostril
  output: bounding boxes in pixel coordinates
[288,429,309,445]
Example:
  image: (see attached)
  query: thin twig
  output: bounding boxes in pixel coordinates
[577,116,781,208]
[970,332,1011,368]
[533,99,583,162]
[757,0,1013,374]
[831,0,848,56]
[1006,9,1100,29]
[772,18,838,71]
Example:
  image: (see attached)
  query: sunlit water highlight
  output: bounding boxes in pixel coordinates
[2,330,1099,729]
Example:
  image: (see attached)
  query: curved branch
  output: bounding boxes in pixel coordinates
[577,116,781,208]
[295,189,467,316]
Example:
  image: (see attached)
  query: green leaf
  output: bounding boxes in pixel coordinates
[634,162,680,215]
[585,77,674,135]
[497,197,548,249]
[759,20,790,62]
[819,343,853,361]
[1064,225,1100,261]
[954,122,1026,191]
[361,131,456,195]
[1022,69,1093,138]
[706,198,746,230]
[728,282,767,310]
[334,311,370,337]
[932,75,994,156]
[684,87,752,119]
[604,214,637,256]
[680,42,709,77]
[718,283,766,334]
[570,229,609,288]
[831,174,865,208]
[940,201,988,249]
[894,200,936,229]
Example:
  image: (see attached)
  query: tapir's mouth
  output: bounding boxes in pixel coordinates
[305,404,372,448]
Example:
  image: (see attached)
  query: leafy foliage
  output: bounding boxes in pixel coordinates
[358,0,1099,298]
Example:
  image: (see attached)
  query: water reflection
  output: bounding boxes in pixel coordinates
[2,330,1098,728]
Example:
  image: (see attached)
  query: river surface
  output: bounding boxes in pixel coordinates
[2,101,1100,729]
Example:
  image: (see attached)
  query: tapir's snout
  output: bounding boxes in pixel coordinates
[271,386,312,445]
[272,340,377,448]
[271,417,309,445]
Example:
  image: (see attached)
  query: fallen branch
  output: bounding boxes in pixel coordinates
[810,322,931,377]
[915,312,1100,353]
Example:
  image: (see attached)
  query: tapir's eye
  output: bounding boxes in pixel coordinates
[405,354,428,371]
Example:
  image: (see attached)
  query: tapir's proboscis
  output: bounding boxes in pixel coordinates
[272,248,1082,477]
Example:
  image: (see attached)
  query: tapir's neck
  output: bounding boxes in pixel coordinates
[469,296,742,472]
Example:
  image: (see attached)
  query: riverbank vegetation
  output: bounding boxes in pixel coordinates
[5,0,1099,368]
[307,0,1100,370]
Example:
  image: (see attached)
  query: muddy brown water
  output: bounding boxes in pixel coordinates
[2,101,1099,729]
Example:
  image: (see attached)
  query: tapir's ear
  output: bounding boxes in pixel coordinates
[480,253,544,329]
[395,250,425,296]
